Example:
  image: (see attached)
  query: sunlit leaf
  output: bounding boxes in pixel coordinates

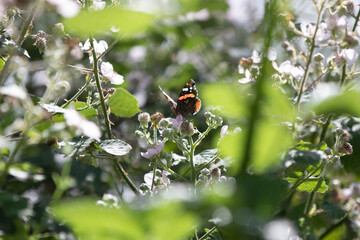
[40,102,66,114]
[63,8,155,37]
[109,88,141,117]
[53,198,197,240]
[97,139,132,156]
[194,149,218,165]
[310,90,360,117]
[285,177,328,193]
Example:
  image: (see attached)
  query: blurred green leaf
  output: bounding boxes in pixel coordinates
[201,83,248,118]
[178,0,228,12]
[219,131,244,174]
[310,90,360,117]
[53,198,197,240]
[63,8,155,37]
[0,58,4,71]
[322,201,346,221]
[109,88,141,117]
[285,177,328,193]
[97,139,132,156]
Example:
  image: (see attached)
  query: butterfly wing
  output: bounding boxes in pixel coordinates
[159,86,177,112]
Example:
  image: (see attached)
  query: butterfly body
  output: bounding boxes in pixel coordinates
[159,79,201,117]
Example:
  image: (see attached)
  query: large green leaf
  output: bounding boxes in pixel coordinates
[310,90,360,117]
[53,198,197,240]
[201,83,249,118]
[98,139,132,156]
[63,8,155,37]
[285,177,328,193]
[109,88,141,117]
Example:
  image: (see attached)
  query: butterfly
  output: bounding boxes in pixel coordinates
[159,79,201,117]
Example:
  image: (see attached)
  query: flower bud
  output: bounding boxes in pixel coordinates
[52,23,65,37]
[181,120,195,137]
[162,128,175,139]
[200,168,210,176]
[138,112,150,128]
[135,130,145,138]
[335,128,344,135]
[205,111,215,125]
[159,118,171,128]
[155,169,162,177]
[313,53,324,62]
[324,148,332,155]
[139,183,150,191]
[54,81,70,97]
[338,142,353,155]
[341,131,352,142]
[210,167,221,179]
[332,155,340,162]
[34,36,47,53]
[150,112,164,123]
[213,116,223,128]
[346,1,354,13]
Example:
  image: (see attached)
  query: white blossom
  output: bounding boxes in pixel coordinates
[100,62,124,85]
[341,48,358,65]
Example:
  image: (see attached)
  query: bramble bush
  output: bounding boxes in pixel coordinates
[1,0,360,239]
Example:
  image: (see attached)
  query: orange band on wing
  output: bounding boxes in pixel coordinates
[178,93,195,101]
[194,99,201,113]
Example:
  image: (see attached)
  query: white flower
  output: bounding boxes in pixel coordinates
[301,22,315,38]
[341,48,358,65]
[80,39,108,63]
[100,62,124,85]
[300,22,330,41]
[326,14,347,30]
[252,50,261,64]
[238,69,254,84]
[64,109,101,140]
[273,61,304,80]
[144,170,170,189]
[141,140,165,159]
[290,66,304,80]
[267,47,277,61]
[47,0,80,18]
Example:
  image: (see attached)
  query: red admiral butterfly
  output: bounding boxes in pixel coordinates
[159,79,201,117]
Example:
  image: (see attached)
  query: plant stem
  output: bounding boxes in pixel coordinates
[89,37,139,195]
[198,226,217,240]
[151,166,156,191]
[113,158,140,195]
[188,136,196,183]
[89,37,112,138]
[318,114,334,147]
[155,157,189,182]
[0,6,37,86]
[194,126,212,147]
[339,65,346,87]
[295,2,325,107]
[352,7,360,32]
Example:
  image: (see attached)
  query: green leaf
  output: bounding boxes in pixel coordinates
[70,101,97,119]
[310,90,360,117]
[63,8,155,37]
[285,150,327,178]
[98,139,132,156]
[194,149,218,165]
[40,102,66,114]
[53,198,197,240]
[109,88,141,117]
[0,58,4,71]
[201,83,249,118]
[285,177,328,193]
